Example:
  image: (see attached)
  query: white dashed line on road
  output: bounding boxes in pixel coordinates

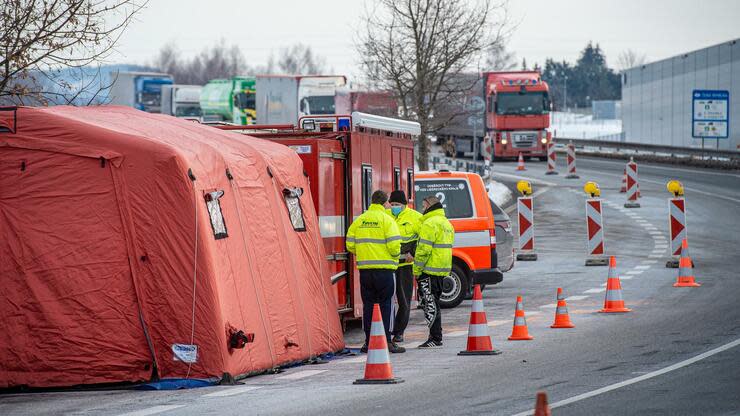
[116,405,185,416]
[583,288,605,294]
[446,330,469,338]
[202,385,263,398]
[539,303,557,309]
[626,270,644,275]
[635,265,651,270]
[277,370,328,380]
[334,356,368,364]
[566,295,589,301]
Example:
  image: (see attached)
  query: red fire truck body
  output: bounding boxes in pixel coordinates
[224,113,419,321]
[485,71,551,160]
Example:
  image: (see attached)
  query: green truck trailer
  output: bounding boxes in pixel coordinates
[200,76,256,124]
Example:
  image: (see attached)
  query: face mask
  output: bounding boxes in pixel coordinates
[391,206,403,216]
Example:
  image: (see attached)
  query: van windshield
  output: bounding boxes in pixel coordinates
[414,179,473,218]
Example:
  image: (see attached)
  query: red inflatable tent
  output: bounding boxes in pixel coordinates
[0,106,344,388]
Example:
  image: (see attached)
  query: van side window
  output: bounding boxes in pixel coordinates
[393,167,401,191]
[282,188,306,231]
[362,165,373,210]
[205,190,228,239]
[414,179,473,218]
[406,169,414,202]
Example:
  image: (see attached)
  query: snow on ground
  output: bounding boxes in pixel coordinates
[487,179,512,208]
[551,111,623,141]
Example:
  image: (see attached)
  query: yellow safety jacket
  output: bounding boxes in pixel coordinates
[387,206,423,267]
[413,207,455,277]
[346,204,401,270]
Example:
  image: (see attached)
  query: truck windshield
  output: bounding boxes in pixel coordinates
[496,92,548,115]
[175,105,202,117]
[414,179,473,219]
[300,96,335,115]
[235,92,256,111]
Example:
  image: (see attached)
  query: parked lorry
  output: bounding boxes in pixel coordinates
[212,112,419,324]
[436,74,487,159]
[485,71,551,160]
[256,75,347,125]
[108,71,173,113]
[335,90,399,117]
[200,77,257,124]
[161,84,202,118]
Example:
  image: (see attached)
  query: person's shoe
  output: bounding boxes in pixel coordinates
[391,334,404,343]
[417,339,443,349]
[388,342,406,353]
[360,343,368,353]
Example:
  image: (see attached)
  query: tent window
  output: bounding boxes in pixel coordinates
[362,164,373,210]
[283,188,306,231]
[205,190,228,239]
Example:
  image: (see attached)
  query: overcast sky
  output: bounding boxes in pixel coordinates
[114,0,740,80]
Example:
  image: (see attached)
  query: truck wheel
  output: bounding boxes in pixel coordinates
[439,264,468,309]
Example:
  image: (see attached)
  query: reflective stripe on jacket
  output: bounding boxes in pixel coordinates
[387,206,423,267]
[413,207,454,276]
[346,204,401,270]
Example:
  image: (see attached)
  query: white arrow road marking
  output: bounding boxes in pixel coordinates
[116,405,185,416]
[202,385,263,398]
[277,370,327,380]
[510,337,740,416]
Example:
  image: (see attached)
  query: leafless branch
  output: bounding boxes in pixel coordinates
[0,0,147,105]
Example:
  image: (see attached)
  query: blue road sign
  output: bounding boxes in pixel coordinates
[692,90,729,139]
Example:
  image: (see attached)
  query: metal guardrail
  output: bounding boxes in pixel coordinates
[553,137,740,162]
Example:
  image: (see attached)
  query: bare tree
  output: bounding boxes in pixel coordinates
[485,43,516,71]
[153,41,248,85]
[1,0,146,105]
[276,43,327,74]
[616,49,647,72]
[357,0,508,169]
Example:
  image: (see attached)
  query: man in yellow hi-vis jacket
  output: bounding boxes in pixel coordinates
[387,190,422,343]
[413,195,454,348]
[346,190,405,354]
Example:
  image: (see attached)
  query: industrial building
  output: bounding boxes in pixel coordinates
[622,39,740,150]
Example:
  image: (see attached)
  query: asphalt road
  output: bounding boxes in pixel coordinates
[1,156,738,416]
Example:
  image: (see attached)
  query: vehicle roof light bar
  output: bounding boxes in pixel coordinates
[351,112,421,136]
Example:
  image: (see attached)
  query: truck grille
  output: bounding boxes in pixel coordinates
[511,132,537,148]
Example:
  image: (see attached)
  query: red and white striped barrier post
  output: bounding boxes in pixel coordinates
[624,158,640,208]
[665,180,687,268]
[585,199,609,266]
[583,181,608,266]
[516,196,537,261]
[545,142,558,175]
[565,142,579,179]
[620,168,627,193]
[666,197,687,268]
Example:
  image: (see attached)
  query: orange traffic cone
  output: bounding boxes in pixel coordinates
[508,296,534,340]
[674,239,700,287]
[599,256,631,313]
[354,304,403,384]
[620,168,627,193]
[517,152,527,171]
[459,285,502,356]
[534,391,552,416]
[550,288,575,328]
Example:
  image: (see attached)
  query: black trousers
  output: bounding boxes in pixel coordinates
[392,265,414,336]
[359,269,395,344]
[426,274,444,342]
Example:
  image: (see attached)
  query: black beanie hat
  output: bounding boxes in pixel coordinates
[389,190,407,205]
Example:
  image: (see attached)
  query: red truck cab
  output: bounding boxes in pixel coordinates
[485,71,551,160]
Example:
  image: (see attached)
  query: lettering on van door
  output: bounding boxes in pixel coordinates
[414,180,473,218]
